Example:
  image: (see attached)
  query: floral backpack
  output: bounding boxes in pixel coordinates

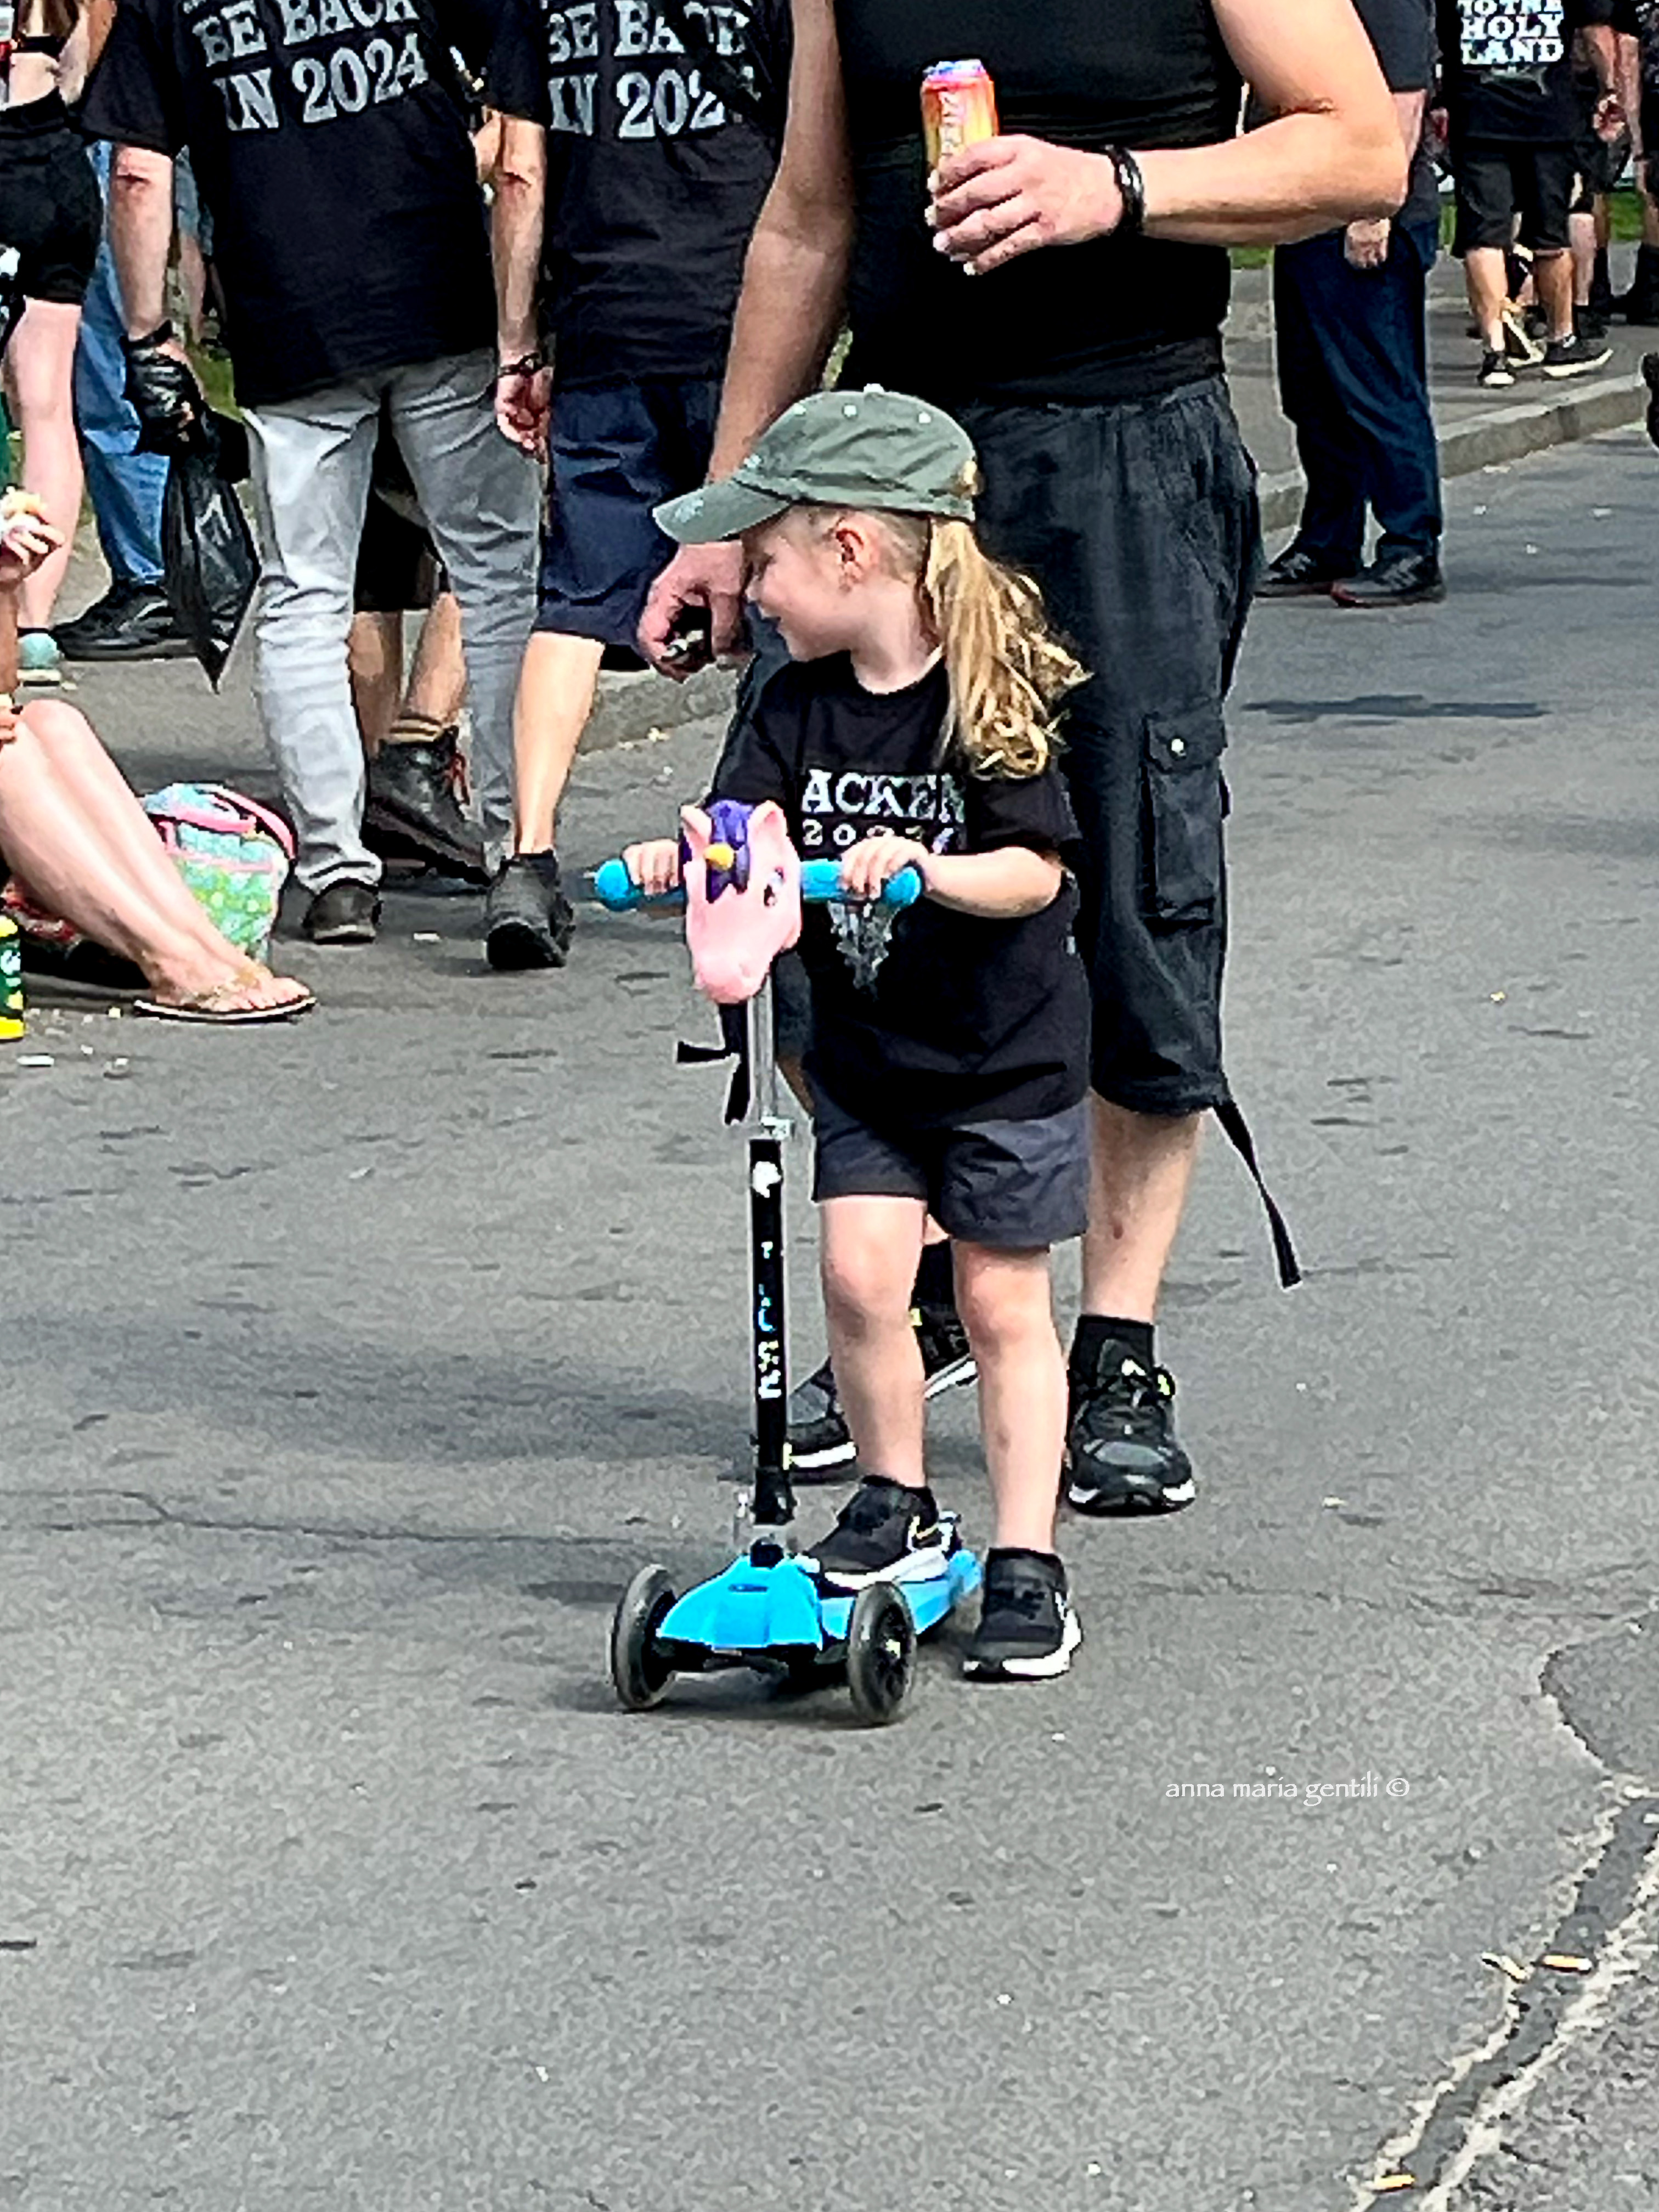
[2,783,294,967]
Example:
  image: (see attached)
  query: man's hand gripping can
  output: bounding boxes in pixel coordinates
[922,58,999,168]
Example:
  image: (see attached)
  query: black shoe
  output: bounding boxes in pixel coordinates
[963,1549,1082,1681]
[1066,1336,1195,1515]
[1331,551,1446,608]
[1575,307,1610,348]
[484,852,575,970]
[785,1306,977,1476]
[1478,349,1515,390]
[1541,333,1612,379]
[364,730,489,883]
[53,582,194,662]
[805,1476,947,1591]
[1643,354,1659,451]
[302,879,381,944]
[1254,544,1352,599]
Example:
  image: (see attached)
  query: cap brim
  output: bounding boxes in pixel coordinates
[653,477,793,544]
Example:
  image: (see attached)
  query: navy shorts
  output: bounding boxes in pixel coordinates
[535,375,720,662]
[810,1085,1091,1251]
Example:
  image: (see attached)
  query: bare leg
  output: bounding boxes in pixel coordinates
[2,702,308,1008]
[1079,1096,1201,1323]
[1534,247,1575,342]
[511,631,604,853]
[4,301,84,633]
[1570,210,1596,309]
[953,1243,1065,1553]
[820,1196,929,1486]
[1465,245,1510,351]
[399,590,467,730]
[348,611,404,757]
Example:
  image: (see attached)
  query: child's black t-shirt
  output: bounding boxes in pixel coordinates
[710,653,1091,1132]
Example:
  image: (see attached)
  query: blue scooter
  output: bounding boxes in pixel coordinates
[592,847,983,1725]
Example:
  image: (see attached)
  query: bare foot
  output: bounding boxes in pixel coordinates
[148,962,314,1015]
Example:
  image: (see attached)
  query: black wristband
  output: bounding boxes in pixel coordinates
[1105,145,1147,238]
[124,319,176,353]
[496,351,546,379]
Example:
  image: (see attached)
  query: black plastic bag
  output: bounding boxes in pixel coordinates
[162,410,257,688]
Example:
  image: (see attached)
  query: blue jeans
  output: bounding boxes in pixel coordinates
[73,144,167,589]
[1273,218,1443,565]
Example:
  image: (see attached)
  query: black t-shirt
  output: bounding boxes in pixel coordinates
[711,655,1091,1131]
[488,0,786,386]
[1353,0,1440,227]
[832,0,1242,408]
[80,0,500,405]
[1439,0,1616,140]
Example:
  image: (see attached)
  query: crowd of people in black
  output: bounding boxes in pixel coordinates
[3,0,1655,1667]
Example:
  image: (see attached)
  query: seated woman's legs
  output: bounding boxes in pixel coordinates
[1,700,307,1009]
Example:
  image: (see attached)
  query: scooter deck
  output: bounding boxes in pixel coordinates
[659,1530,981,1664]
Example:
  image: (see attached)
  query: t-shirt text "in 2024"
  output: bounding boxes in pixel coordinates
[183,0,430,135]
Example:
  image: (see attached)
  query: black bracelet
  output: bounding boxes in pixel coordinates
[1105,145,1147,237]
[123,319,176,353]
[496,351,546,380]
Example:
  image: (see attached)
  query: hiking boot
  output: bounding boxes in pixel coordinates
[54,581,194,662]
[1066,1336,1195,1515]
[302,879,381,944]
[785,1306,977,1476]
[364,728,489,883]
[963,1549,1082,1681]
[484,851,575,970]
[805,1476,948,1590]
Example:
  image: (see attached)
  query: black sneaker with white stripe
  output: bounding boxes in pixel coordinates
[1066,1338,1195,1515]
[963,1549,1081,1680]
[806,1477,949,1590]
[786,1308,977,1475]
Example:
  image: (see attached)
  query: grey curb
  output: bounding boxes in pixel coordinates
[586,368,1651,753]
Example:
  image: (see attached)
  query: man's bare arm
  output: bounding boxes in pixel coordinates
[933,0,1404,272]
[492,114,546,363]
[108,145,177,337]
[704,0,855,477]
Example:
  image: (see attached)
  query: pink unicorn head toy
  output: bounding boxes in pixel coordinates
[678,798,803,1007]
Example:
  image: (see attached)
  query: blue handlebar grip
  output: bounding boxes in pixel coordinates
[801,860,923,908]
[592,857,646,910]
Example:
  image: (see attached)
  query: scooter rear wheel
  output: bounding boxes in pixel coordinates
[611,1566,679,1710]
[846,1583,916,1726]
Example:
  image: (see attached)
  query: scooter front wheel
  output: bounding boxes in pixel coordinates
[611,1565,679,1711]
[845,1583,917,1726]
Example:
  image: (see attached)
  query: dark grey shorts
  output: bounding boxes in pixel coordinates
[960,381,1257,1117]
[810,1087,1091,1251]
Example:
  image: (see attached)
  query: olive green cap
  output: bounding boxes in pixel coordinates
[654,387,977,544]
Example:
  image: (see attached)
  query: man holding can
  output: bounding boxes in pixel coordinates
[642,0,1403,1517]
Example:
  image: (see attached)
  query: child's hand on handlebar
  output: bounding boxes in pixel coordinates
[623,839,683,898]
[836,836,931,903]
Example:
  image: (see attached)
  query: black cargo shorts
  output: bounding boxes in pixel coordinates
[960,380,1257,1117]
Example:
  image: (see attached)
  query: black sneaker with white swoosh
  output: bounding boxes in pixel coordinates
[963,1549,1082,1681]
[805,1477,950,1591]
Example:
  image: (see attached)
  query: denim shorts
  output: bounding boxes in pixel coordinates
[810,1085,1091,1251]
[535,375,720,661]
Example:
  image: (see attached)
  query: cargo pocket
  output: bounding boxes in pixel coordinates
[1141,708,1228,927]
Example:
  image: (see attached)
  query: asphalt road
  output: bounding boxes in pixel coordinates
[6,429,1659,2212]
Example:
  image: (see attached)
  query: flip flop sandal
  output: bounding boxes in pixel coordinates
[133,984,316,1025]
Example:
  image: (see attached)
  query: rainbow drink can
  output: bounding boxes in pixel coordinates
[1,916,25,1041]
[922,58,999,168]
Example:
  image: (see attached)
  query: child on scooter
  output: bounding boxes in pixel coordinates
[624,389,1090,1680]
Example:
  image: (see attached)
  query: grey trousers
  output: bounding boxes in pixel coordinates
[244,350,540,893]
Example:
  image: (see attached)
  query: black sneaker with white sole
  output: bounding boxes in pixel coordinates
[1477,349,1515,390]
[806,1477,948,1590]
[963,1549,1081,1680]
[1066,1338,1195,1515]
[785,1307,977,1475]
[1541,333,1612,379]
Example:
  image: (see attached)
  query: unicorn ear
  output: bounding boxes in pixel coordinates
[679,803,713,857]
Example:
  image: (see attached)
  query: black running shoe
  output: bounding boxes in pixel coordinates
[1066,1338,1195,1515]
[963,1549,1082,1680]
[806,1477,947,1590]
[785,1307,977,1475]
[1477,349,1515,390]
[1541,333,1612,379]
[485,852,575,970]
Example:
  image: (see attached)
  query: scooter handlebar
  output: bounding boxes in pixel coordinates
[592,855,924,912]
